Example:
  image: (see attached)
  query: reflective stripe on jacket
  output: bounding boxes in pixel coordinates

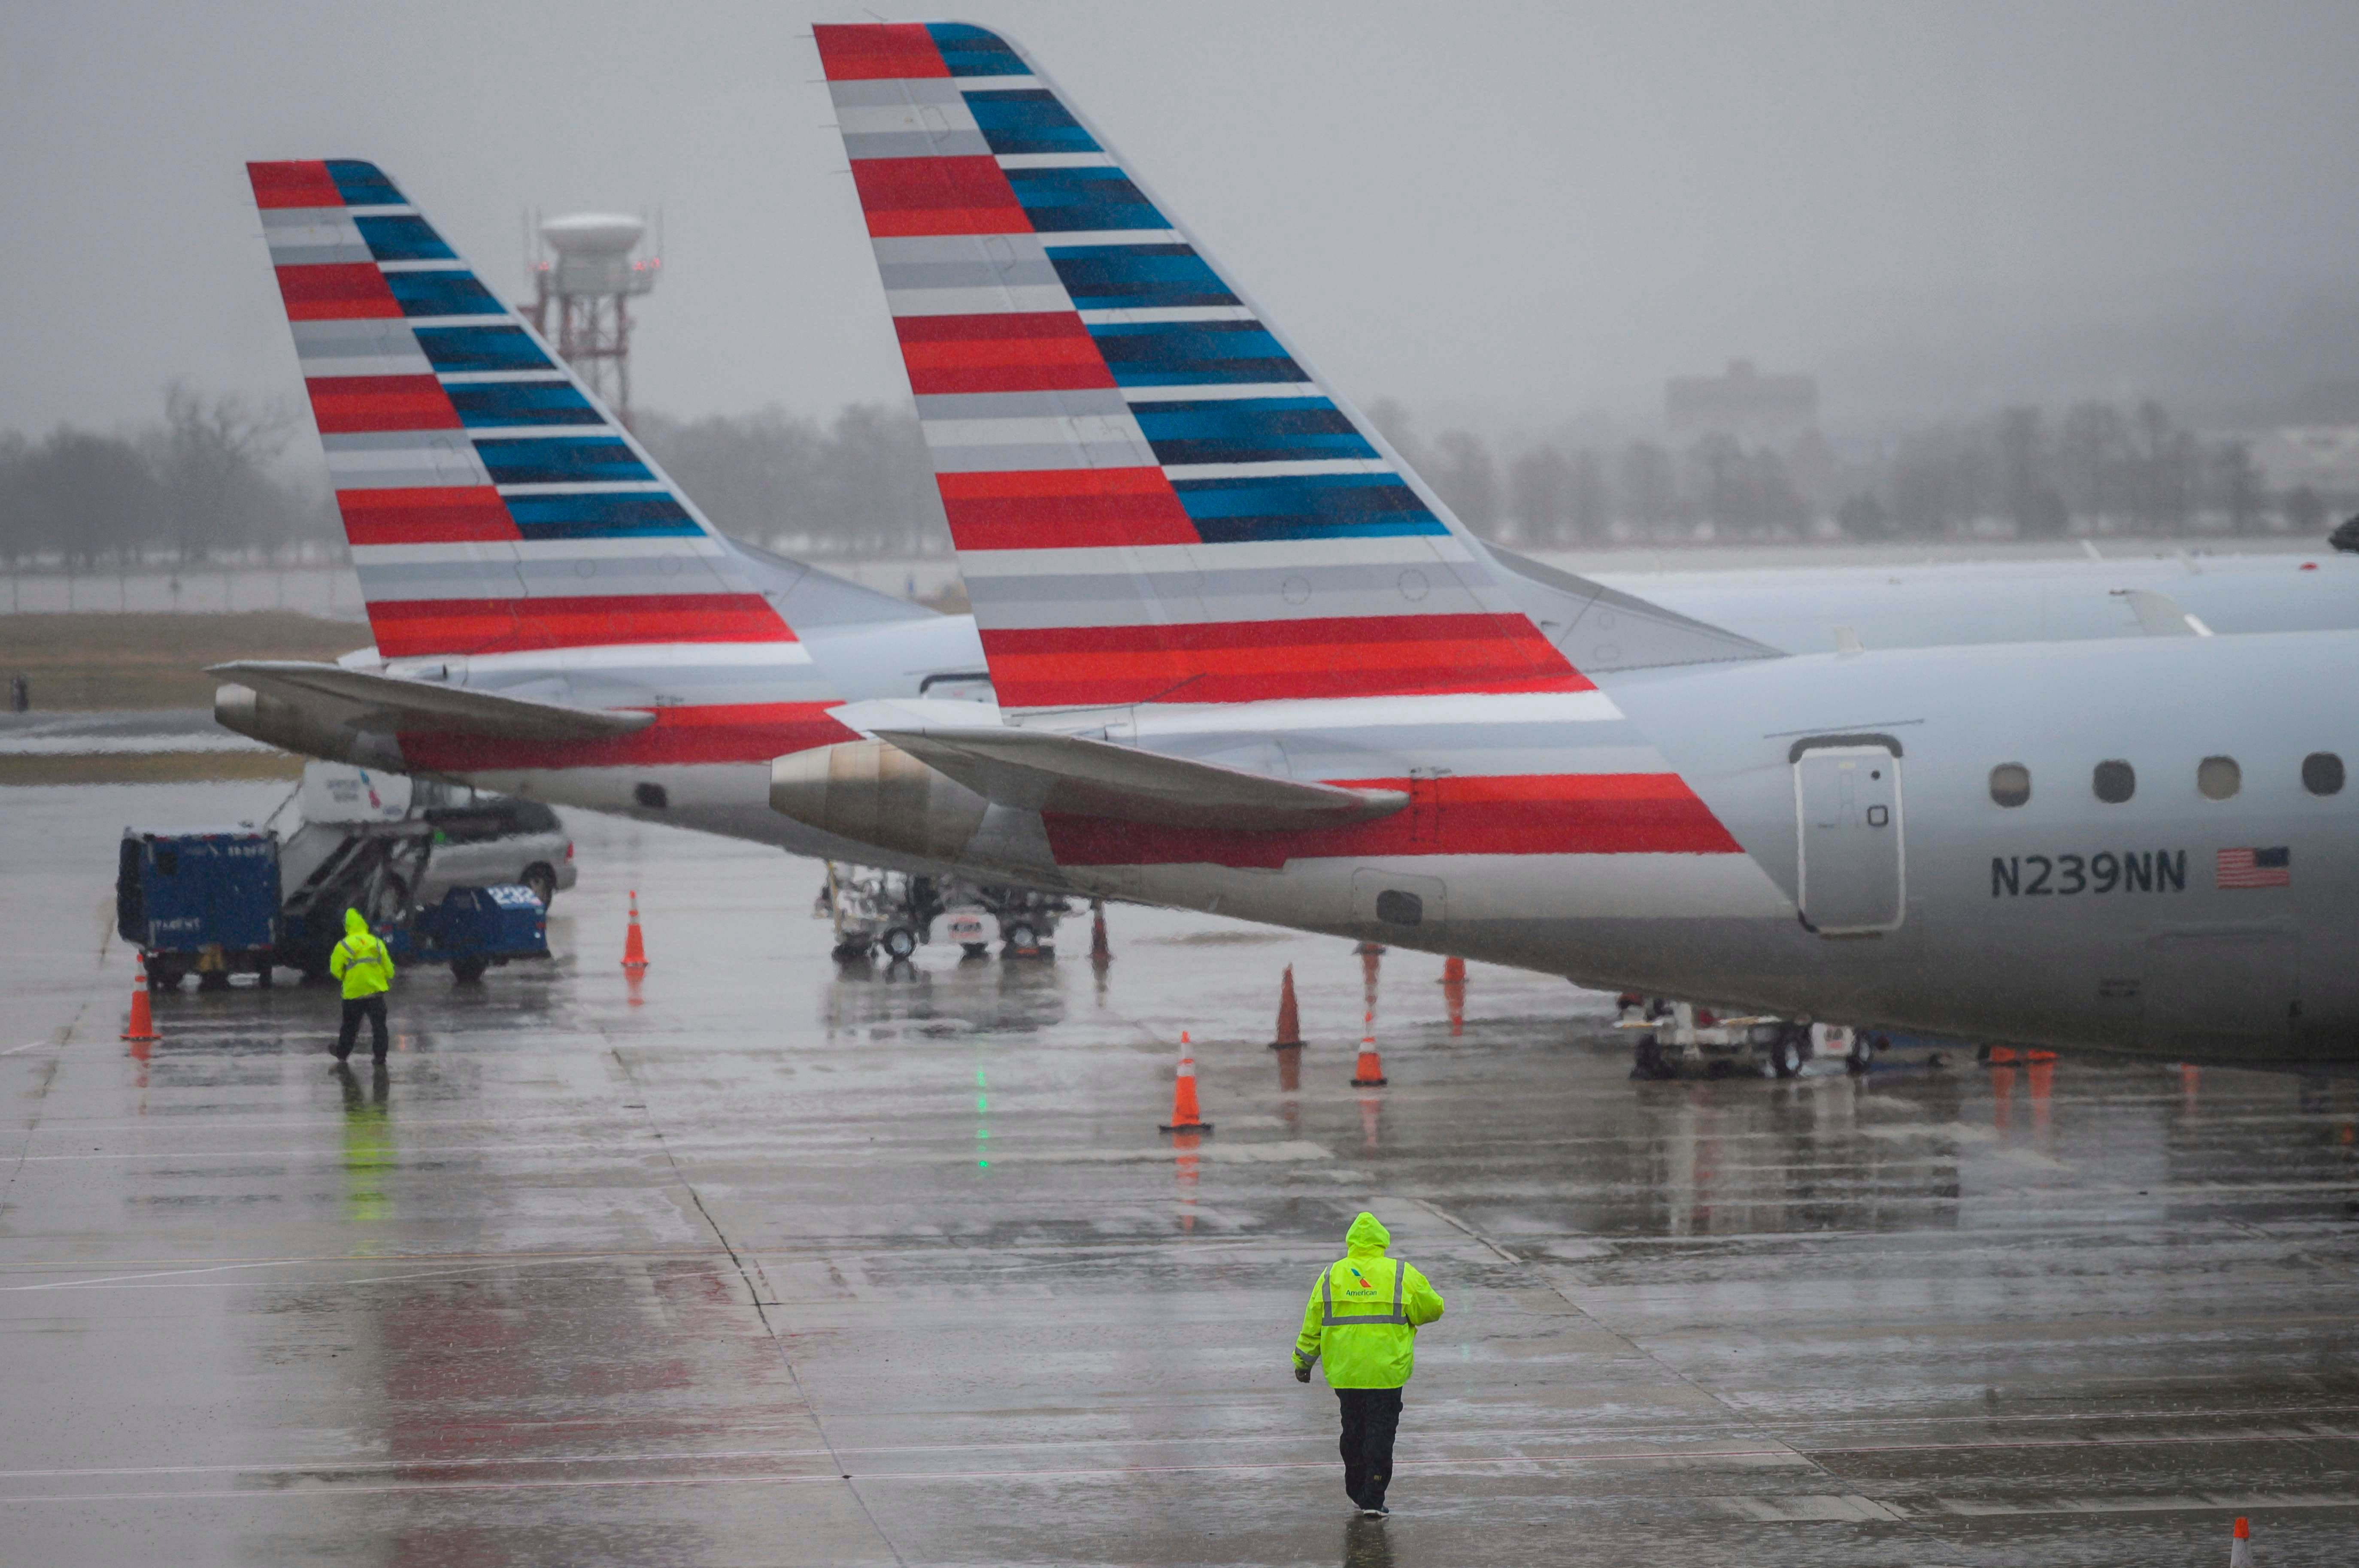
[1292,1211,1445,1389]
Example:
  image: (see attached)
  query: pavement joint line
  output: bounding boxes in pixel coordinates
[0,1250,688,1293]
[0,1246,728,1271]
[0,1450,1850,1505]
[13,1422,2339,1488]
[10,1138,664,1162]
[608,1041,909,1568]
[21,1458,2359,1509]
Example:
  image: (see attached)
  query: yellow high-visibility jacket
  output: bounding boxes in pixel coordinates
[1292,1211,1445,1389]
[329,908,394,1000]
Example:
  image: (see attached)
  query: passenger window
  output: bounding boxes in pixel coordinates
[2198,756,2241,800]
[2303,752,2344,796]
[1989,764,2031,808]
[2092,760,2135,804]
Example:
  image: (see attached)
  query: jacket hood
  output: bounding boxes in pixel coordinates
[344,908,370,938]
[1345,1211,1390,1256]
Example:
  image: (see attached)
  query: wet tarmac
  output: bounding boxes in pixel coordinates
[7,780,2359,1565]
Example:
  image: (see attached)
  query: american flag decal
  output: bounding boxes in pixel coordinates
[2216,846,2291,889]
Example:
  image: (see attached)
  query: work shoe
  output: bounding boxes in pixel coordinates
[1359,1504,1389,1518]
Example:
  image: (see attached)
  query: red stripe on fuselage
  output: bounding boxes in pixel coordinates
[937,466,1197,550]
[979,615,1589,707]
[249,160,342,209]
[306,375,460,433]
[400,702,858,773]
[850,156,1029,238]
[1043,772,1740,869]
[275,263,400,321]
[813,23,950,81]
[368,594,795,658]
[336,486,518,546]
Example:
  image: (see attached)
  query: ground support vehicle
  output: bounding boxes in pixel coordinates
[988,887,1070,957]
[1618,997,1873,1080]
[942,900,991,958]
[384,884,549,984]
[817,866,943,963]
[815,867,1072,962]
[116,828,281,991]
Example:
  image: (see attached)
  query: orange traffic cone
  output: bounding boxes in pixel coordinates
[122,954,160,1043]
[1351,1002,1386,1086]
[621,890,649,970]
[1354,946,1386,1086]
[1090,900,1110,965]
[1440,955,1465,984]
[2230,1516,2251,1567]
[1160,1031,1214,1134]
[1268,966,1301,1050]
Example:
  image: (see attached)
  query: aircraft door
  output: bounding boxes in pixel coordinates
[1793,742,1904,934]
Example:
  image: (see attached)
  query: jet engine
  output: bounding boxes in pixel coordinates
[213,683,404,772]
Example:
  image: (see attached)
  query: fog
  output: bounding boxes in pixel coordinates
[6,1,2357,443]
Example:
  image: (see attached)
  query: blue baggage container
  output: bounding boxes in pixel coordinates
[115,827,282,990]
[395,884,550,983]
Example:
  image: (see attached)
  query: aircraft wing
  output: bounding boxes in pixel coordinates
[209,661,655,741]
[871,726,1406,832]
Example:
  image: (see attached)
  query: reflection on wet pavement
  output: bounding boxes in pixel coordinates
[4,781,2358,1565]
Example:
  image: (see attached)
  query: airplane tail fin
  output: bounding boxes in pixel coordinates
[246,160,798,663]
[812,24,1585,711]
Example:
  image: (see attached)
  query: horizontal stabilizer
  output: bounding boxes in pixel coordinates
[1483,546,1784,670]
[872,725,1406,831]
[210,660,655,740]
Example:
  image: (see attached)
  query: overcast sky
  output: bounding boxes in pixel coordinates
[7,1,2358,444]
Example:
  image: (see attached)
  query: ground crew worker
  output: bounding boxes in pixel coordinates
[329,908,394,1062]
[1292,1211,1445,1516]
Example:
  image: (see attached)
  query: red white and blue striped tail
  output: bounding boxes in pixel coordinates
[246,160,800,665]
[812,24,1583,712]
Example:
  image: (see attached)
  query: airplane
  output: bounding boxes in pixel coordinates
[758,20,2357,1070]
[217,157,998,867]
[1586,547,2359,659]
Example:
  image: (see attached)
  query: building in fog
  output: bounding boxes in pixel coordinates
[1667,359,1819,445]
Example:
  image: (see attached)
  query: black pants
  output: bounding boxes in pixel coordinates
[336,995,389,1060]
[1336,1387,1403,1508]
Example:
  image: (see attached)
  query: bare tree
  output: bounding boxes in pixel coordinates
[1566,449,1609,544]
[1616,441,1678,538]
[2056,402,2127,527]
[2210,441,2265,535]
[1507,443,1571,545]
[1995,406,2067,538]
[155,383,296,562]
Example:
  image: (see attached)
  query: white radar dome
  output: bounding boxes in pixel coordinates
[540,213,645,257]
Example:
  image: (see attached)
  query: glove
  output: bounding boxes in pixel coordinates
[1294,1364,1312,1383]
